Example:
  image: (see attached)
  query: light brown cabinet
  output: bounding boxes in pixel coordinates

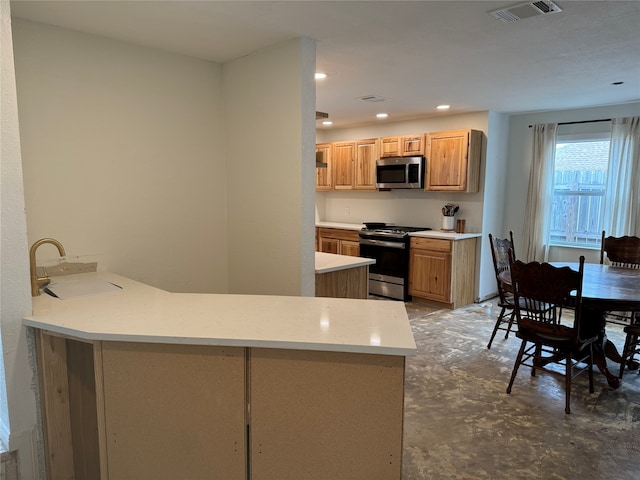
[332,142,356,190]
[425,129,482,192]
[315,143,333,191]
[409,236,477,308]
[354,138,379,190]
[317,228,360,257]
[409,238,452,303]
[380,134,425,158]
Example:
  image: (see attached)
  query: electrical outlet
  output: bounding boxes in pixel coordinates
[344,207,350,215]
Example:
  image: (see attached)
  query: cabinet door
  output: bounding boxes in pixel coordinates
[315,143,333,191]
[354,139,378,190]
[320,237,339,254]
[332,142,356,190]
[250,348,405,480]
[380,137,401,158]
[101,342,247,479]
[426,130,469,191]
[409,249,451,303]
[401,135,425,156]
[425,130,481,192]
[339,240,360,257]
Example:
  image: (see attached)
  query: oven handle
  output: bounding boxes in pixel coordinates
[359,238,406,249]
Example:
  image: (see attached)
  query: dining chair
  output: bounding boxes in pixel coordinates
[487,232,520,349]
[599,231,640,328]
[506,255,597,414]
[600,231,640,268]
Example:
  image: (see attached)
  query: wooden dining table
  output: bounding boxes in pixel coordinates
[500,262,640,389]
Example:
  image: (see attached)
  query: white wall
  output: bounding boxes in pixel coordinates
[478,111,511,301]
[8,21,317,476]
[12,19,228,294]
[505,102,640,262]
[223,38,316,296]
[1,3,40,477]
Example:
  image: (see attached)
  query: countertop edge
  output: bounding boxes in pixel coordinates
[315,251,376,274]
[25,272,416,357]
[315,221,482,240]
[23,320,418,356]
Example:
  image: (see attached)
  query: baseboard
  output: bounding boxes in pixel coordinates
[477,292,498,303]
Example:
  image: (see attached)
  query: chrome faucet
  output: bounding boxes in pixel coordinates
[30,238,66,296]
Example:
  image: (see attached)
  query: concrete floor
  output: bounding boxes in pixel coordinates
[401,300,640,480]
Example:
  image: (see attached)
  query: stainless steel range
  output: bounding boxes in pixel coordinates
[359,224,431,301]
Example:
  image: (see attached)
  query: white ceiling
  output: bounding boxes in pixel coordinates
[10,0,640,128]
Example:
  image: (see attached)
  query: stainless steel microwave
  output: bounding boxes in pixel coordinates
[375,156,424,189]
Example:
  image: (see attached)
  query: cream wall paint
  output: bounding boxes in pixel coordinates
[505,102,640,262]
[223,38,316,296]
[12,19,228,294]
[478,111,510,301]
[1,3,40,477]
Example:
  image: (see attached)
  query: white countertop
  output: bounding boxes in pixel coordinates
[316,221,481,240]
[315,251,375,274]
[24,272,416,356]
[316,221,364,231]
[409,230,482,240]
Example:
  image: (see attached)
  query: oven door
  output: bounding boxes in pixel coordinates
[359,238,409,300]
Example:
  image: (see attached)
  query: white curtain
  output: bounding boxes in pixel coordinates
[522,123,557,262]
[603,116,640,236]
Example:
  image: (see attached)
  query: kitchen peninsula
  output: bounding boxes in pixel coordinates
[315,251,375,299]
[25,272,416,480]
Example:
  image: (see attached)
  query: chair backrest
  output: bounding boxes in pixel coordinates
[600,231,640,268]
[489,231,516,302]
[509,254,585,338]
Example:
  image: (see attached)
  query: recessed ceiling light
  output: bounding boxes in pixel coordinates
[315,73,327,80]
[376,113,389,119]
[436,105,450,110]
[322,121,333,126]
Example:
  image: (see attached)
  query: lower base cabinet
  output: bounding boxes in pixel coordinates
[35,331,405,479]
[317,227,360,256]
[409,237,477,309]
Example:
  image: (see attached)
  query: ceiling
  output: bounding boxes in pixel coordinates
[9,0,640,129]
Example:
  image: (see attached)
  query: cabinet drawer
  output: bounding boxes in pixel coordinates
[318,228,360,243]
[410,237,451,252]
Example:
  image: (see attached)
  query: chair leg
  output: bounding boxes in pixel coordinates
[565,352,572,414]
[487,306,507,349]
[531,344,542,377]
[504,309,516,339]
[588,345,594,394]
[507,339,527,394]
[619,332,637,379]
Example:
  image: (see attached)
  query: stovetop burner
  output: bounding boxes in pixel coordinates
[360,225,432,239]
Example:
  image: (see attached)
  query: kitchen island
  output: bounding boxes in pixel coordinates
[315,251,375,299]
[25,272,416,480]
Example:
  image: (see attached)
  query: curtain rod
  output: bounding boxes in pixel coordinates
[528,118,612,128]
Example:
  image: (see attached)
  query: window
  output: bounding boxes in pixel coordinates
[549,127,611,247]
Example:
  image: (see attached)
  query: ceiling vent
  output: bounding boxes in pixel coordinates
[359,95,386,103]
[489,1,562,23]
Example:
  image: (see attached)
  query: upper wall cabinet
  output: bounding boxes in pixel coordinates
[315,143,333,191]
[332,141,356,190]
[380,135,425,158]
[354,138,379,190]
[425,130,482,192]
